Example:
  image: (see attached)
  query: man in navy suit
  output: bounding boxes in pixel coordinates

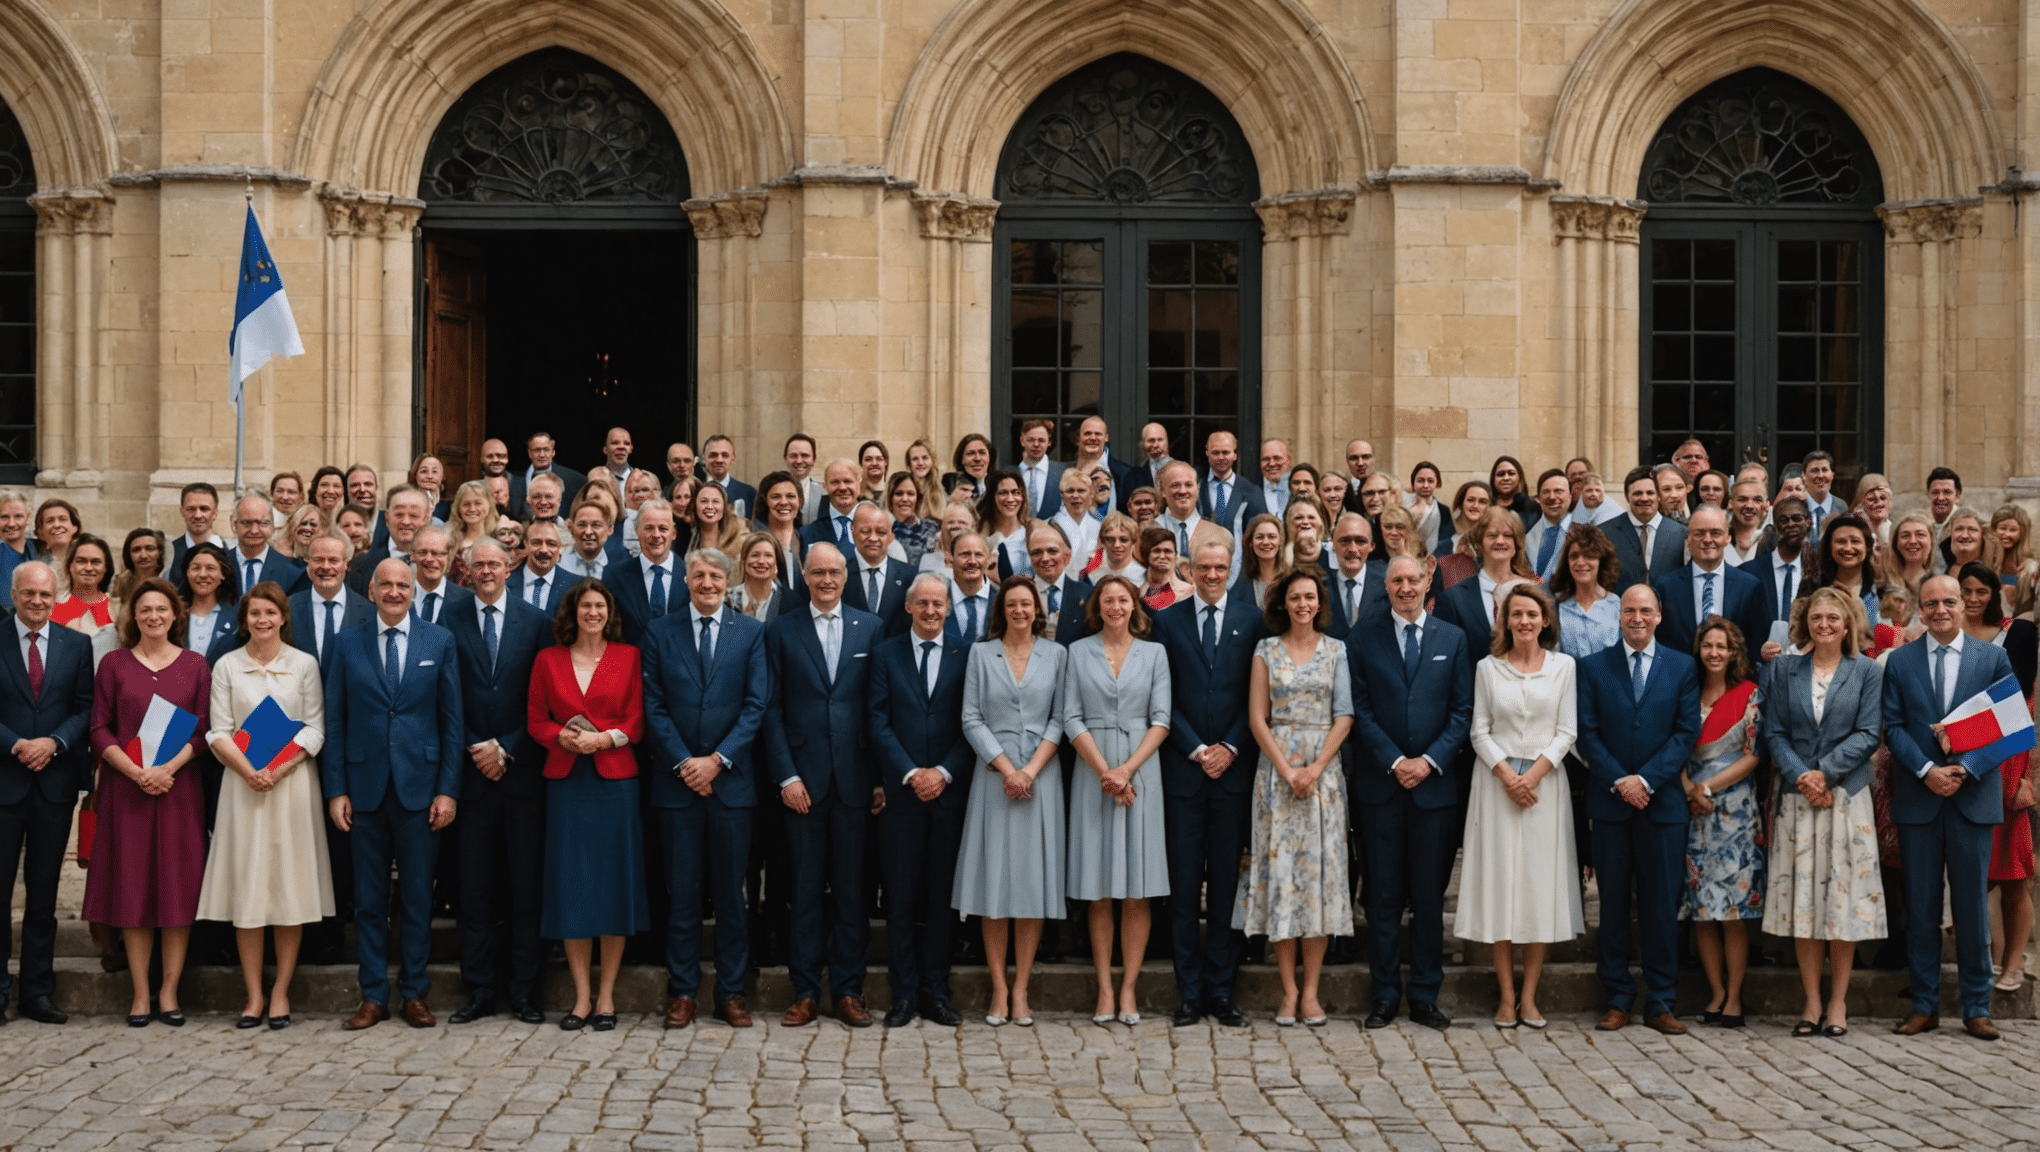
[868,574,974,1027]
[1325,513,1389,640]
[798,460,865,556]
[408,527,474,627]
[557,501,627,583]
[607,500,680,645]
[322,558,465,1030]
[841,503,915,636]
[1884,574,2017,1040]
[1154,539,1260,1027]
[1348,556,1474,1031]
[641,545,769,1029]
[0,562,93,1024]
[289,532,373,963]
[507,431,587,521]
[1026,520,1093,647]
[346,486,430,595]
[507,520,568,615]
[1197,430,1265,538]
[1129,421,1176,501]
[225,493,307,597]
[699,434,756,522]
[168,482,228,585]
[1575,584,1700,1034]
[442,540,553,1025]
[1601,467,1687,592]
[1651,507,1766,658]
[761,543,883,1027]
[1740,496,1811,656]
[944,534,995,646]
[1013,420,1066,520]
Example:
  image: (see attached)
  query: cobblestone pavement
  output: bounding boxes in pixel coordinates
[2,1012,2038,1152]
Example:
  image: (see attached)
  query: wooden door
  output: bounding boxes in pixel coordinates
[423,238,487,487]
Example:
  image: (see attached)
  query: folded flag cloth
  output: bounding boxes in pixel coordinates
[1941,674,2036,768]
[125,694,200,769]
[233,695,307,772]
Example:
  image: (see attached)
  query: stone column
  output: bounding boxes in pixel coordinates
[1549,193,1646,479]
[908,191,998,458]
[26,187,114,498]
[1877,197,1982,489]
[1254,186,1361,467]
[318,187,424,475]
[684,189,773,460]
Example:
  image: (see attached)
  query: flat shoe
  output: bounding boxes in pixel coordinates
[1092,1014,1116,1027]
[267,1015,292,1030]
[1822,1022,1849,1037]
[1520,1016,1548,1030]
[1118,1012,1141,1026]
[984,1014,1007,1027]
[1494,1015,1519,1029]
[591,1014,617,1032]
[560,1014,587,1031]
[126,1013,150,1028]
[1697,1009,1723,1025]
[1718,1014,1744,1029]
[236,1014,265,1029]
[1014,1016,1033,1027]
[154,1009,185,1028]
[1996,974,2025,992]
[1302,1015,1327,1028]
[1275,1015,1296,1027]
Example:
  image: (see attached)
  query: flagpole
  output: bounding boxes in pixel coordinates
[234,176,251,496]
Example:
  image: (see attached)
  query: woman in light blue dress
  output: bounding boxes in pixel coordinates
[953,574,1067,1026]
[1062,575,1171,1026]
[1232,567,1353,1027]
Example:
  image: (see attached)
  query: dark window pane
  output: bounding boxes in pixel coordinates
[1777,384,1817,429]
[1693,334,1734,380]
[1653,239,1690,280]
[1194,290,1239,367]
[1777,240,1816,282]
[1148,289,1191,368]
[1148,242,1192,284]
[1010,370,1058,413]
[0,232,31,267]
[1693,284,1735,332]
[1820,241,1856,282]
[1821,285,1858,334]
[1064,371,1102,416]
[1157,418,1192,465]
[1651,433,1687,463]
[1010,240,1058,284]
[1820,385,1861,429]
[1059,240,1103,284]
[1702,433,1738,473]
[1827,434,1860,476]
[1652,384,1690,428]
[1149,370,1189,414]
[1064,290,1101,368]
[1695,239,1735,280]
[1776,286,1816,334]
[1010,291,1061,366]
[1195,370,1239,415]
[1821,337,1858,383]
[1652,335,1690,381]
[1777,433,1816,470]
[0,327,29,370]
[1057,420,1087,459]
[1194,241,1240,285]
[1776,336,1815,382]
[1652,284,1690,328]
[1696,384,1736,431]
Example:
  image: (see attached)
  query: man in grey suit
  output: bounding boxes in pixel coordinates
[1601,466,1687,592]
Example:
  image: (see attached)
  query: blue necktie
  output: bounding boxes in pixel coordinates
[244,558,260,592]
[1812,504,1825,539]
[1777,564,1795,620]
[384,626,401,687]
[322,599,337,660]
[964,595,979,640]
[482,604,499,673]
[1402,621,1421,682]
[835,515,851,549]
[698,615,715,674]
[867,567,881,612]
[1535,523,1559,577]
[1202,604,1218,666]
[650,565,668,619]
[1631,649,1646,702]
[1932,643,1949,711]
[919,640,938,700]
[1047,584,1061,615]
[423,591,439,623]
[1212,480,1230,526]
[531,574,547,608]
[1700,572,1716,621]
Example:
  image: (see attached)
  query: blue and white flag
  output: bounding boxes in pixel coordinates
[229,204,303,403]
[123,694,201,770]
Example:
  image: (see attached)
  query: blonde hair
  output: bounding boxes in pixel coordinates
[450,480,501,544]
[1790,585,1869,656]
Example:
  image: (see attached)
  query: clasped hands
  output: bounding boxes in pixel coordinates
[1098,762,1138,807]
[1280,753,1322,799]
[1795,770,1835,809]
[1614,774,1651,810]
[1193,743,1234,779]
[241,749,306,794]
[11,736,55,773]
[1495,760,1539,809]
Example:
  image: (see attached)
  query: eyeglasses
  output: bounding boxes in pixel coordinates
[1774,513,1811,525]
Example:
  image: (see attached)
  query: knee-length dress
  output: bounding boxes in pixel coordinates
[194,643,333,927]
[528,643,651,940]
[953,639,1068,920]
[1680,679,1766,922]
[1455,650,1584,945]
[1232,634,1354,942]
[83,647,213,928]
[1061,635,1171,901]
[1761,658,1887,942]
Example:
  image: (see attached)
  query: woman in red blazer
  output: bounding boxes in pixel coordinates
[528,577,650,1031]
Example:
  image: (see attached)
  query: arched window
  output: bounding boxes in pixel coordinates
[1638,68,1884,492]
[0,98,34,483]
[993,53,1261,468]
[416,48,693,487]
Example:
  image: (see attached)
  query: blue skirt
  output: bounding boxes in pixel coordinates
[542,757,651,940]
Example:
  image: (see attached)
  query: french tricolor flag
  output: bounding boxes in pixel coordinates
[1941,675,2036,768]
[123,695,200,770]
[232,695,306,772]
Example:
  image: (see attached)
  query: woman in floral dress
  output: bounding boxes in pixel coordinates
[1679,616,1764,1028]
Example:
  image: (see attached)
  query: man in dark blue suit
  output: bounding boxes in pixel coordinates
[507,431,588,521]
[641,544,769,1029]
[1196,430,1265,539]
[346,486,431,595]
[1026,521,1093,647]
[1884,574,2017,1040]
[442,540,553,1025]
[322,558,465,1030]
[841,503,916,636]
[868,574,974,1027]
[1348,556,1474,1031]
[506,520,568,616]
[698,434,756,521]
[1013,420,1067,519]
[1576,584,1700,1034]
[1324,512,1389,640]
[0,562,93,1024]
[761,542,883,1027]
[797,460,865,556]
[408,527,474,627]
[1601,467,1688,592]
[1739,496,1811,656]
[607,500,680,645]
[289,532,373,964]
[167,482,227,585]
[1153,539,1260,1027]
[1651,507,1767,658]
[943,534,995,646]
[225,493,307,597]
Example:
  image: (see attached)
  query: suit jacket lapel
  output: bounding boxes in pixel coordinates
[0,629,30,701]
[792,610,830,685]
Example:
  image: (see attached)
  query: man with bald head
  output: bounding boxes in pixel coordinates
[1650,505,1765,658]
[1133,421,1176,495]
[322,557,465,1031]
[229,492,308,596]
[842,501,915,636]
[798,459,866,555]
[1256,439,1293,517]
[1198,430,1264,537]
[1341,439,1376,517]
[1576,584,1700,1035]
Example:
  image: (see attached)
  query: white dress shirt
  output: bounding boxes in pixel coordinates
[1769,553,1803,621]
[1476,571,1501,633]
[641,553,677,609]
[558,550,608,581]
[1689,560,1728,623]
[1260,477,1289,516]
[908,632,952,783]
[414,577,450,624]
[1019,457,1054,512]
[853,555,888,612]
[374,612,413,677]
[518,564,557,608]
[234,546,275,591]
[1189,593,1235,758]
[948,579,991,640]
[1918,631,1967,776]
[310,590,349,661]
[1336,566,1369,622]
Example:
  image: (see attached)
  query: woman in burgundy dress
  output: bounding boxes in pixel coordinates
[84,578,213,1026]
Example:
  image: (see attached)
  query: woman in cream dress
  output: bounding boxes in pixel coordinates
[1456,581,1582,1028]
[195,582,329,1029]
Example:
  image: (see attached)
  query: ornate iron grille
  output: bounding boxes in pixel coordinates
[997,54,1257,205]
[0,101,33,198]
[420,48,688,204]
[1641,69,1881,206]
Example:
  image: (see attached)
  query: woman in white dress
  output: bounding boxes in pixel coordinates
[194,582,329,1030]
[1457,580,1581,1029]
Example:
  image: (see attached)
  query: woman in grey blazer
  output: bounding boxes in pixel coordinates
[953,574,1068,1027]
[1062,576,1172,1026]
[1760,586,1887,1038]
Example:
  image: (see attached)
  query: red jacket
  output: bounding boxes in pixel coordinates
[527,643,645,780]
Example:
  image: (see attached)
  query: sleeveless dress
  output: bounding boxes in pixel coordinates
[1679,679,1765,922]
[1231,634,1354,942]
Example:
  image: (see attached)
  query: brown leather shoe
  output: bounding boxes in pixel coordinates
[664,997,697,1029]
[343,1001,389,1031]
[399,998,436,1028]
[1964,1015,2001,1041]
[835,995,873,1028]
[1892,1012,1940,1035]
[1595,1008,1629,1031]
[714,997,754,1028]
[782,997,820,1027]
[1643,1011,1687,1035]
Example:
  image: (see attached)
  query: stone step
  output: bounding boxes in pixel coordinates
[47,956,2035,1021]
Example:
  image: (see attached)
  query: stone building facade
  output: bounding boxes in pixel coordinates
[0,0,2027,528]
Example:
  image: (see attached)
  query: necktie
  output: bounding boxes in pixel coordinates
[698,615,715,674]
[532,575,547,608]
[1345,576,1360,623]
[1631,648,1646,702]
[423,591,439,623]
[821,612,840,680]
[1700,572,1716,621]
[835,515,851,549]
[1535,522,1560,576]
[964,595,980,640]
[650,565,668,619]
[1202,605,1218,666]
[1402,621,1421,682]
[866,567,880,611]
[1176,521,1190,556]
[244,558,260,592]
[919,640,938,699]
[1778,563,1795,621]
[1047,584,1061,616]
[322,599,338,659]
[482,604,499,673]
[1812,504,1826,539]
[25,630,42,698]
[1214,480,1230,525]
[1932,643,1949,711]
[384,626,401,687]
[1638,522,1653,581]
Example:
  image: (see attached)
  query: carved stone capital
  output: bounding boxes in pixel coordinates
[683,190,769,239]
[319,187,426,238]
[911,191,1000,242]
[27,187,115,236]
[1877,196,1983,243]
[1252,186,1360,241]
[1550,194,1647,243]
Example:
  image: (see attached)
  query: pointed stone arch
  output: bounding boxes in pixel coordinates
[0,0,118,190]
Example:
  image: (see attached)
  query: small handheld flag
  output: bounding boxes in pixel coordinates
[232,695,306,772]
[229,204,304,402]
[122,695,201,770]
[1940,674,2036,767]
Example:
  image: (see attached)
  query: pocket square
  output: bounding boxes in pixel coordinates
[852,652,867,658]
[419,660,436,666]
[1432,655,1446,661]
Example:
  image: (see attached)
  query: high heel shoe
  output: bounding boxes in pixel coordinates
[1092,1013,1116,1027]
[267,1015,293,1030]
[984,1014,1008,1027]
[1119,1012,1142,1026]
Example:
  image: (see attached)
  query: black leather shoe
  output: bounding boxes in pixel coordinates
[154,1008,185,1028]
[591,1014,617,1032]
[1209,1002,1249,1028]
[20,996,67,1025]
[884,1000,916,1028]
[1409,1002,1451,1031]
[920,999,962,1027]
[1364,1000,1398,1029]
[449,995,498,1024]
[511,1002,545,1025]
[1171,1002,1203,1027]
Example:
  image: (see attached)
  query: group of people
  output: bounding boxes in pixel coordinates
[0,417,2029,1042]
